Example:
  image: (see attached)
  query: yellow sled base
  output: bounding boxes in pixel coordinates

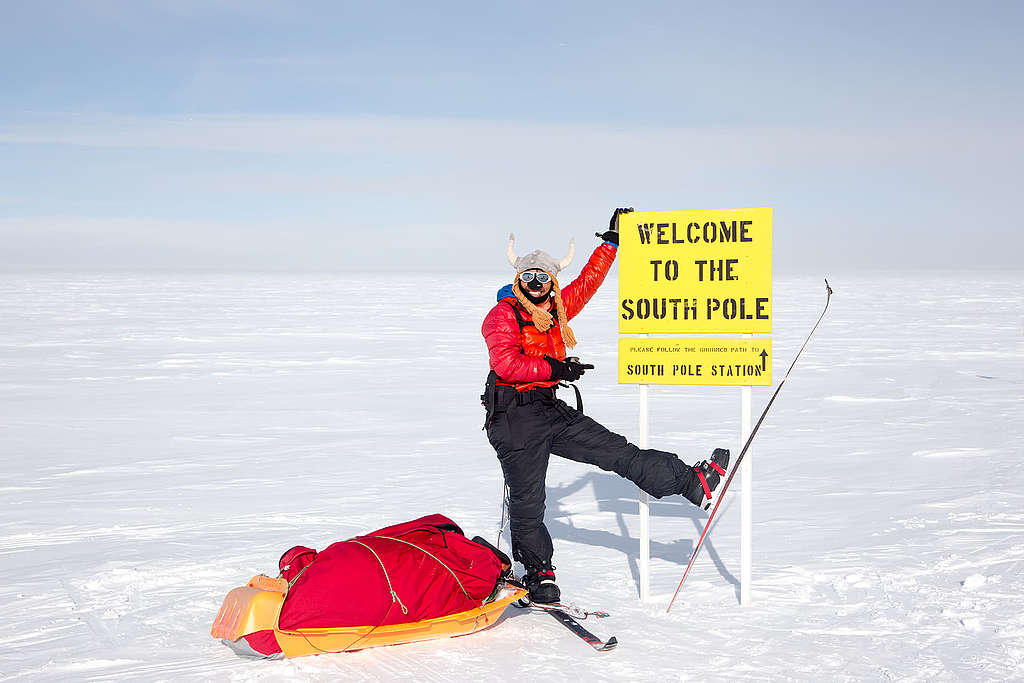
[211,575,528,658]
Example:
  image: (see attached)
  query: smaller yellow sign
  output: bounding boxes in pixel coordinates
[618,338,772,386]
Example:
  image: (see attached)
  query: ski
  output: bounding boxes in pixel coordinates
[513,599,617,651]
[514,597,609,619]
[666,279,834,613]
[545,608,618,652]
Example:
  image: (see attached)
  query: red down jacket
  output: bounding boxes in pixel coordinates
[481,242,617,391]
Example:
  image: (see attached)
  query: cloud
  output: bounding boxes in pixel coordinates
[0,214,512,271]
[77,0,294,23]
[2,113,1021,270]
[1,112,1016,161]
[0,215,335,270]
[2,113,1018,198]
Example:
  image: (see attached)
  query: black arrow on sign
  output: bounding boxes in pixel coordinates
[759,349,768,371]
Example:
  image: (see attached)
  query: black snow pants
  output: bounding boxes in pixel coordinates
[483,379,697,571]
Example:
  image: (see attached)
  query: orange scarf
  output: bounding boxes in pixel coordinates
[511,272,577,350]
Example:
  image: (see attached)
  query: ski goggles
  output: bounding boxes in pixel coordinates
[518,271,551,284]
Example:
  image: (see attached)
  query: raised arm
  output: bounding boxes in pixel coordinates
[560,208,632,319]
[560,242,617,320]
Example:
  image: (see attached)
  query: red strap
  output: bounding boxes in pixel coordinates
[709,461,726,476]
[695,467,712,500]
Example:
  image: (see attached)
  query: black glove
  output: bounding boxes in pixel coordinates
[596,207,634,245]
[546,356,594,382]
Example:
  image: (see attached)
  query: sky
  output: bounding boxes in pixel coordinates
[1,0,1021,272]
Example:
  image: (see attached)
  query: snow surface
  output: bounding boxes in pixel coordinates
[1,271,1022,682]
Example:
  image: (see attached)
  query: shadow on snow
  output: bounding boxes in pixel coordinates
[517,471,741,602]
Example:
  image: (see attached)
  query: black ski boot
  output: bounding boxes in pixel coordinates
[523,567,560,604]
[683,448,730,510]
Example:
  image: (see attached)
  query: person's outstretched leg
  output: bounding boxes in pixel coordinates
[549,399,728,505]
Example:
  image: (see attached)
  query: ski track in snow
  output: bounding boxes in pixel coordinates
[1,271,1022,681]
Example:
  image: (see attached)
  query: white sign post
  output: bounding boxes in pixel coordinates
[741,385,757,610]
[638,384,650,602]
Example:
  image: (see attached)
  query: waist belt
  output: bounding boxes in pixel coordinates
[498,384,556,405]
[481,371,584,429]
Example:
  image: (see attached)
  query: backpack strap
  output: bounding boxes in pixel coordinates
[559,380,585,414]
[507,300,560,330]
[507,301,533,329]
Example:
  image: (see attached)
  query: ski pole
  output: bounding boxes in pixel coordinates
[667,279,834,613]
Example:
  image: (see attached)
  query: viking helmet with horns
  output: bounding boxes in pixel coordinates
[506,234,575,274]
[504,233,579,349]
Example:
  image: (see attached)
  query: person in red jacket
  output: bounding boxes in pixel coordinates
[481,208,731,604]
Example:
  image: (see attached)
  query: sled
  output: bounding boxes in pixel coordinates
[211,574,527,657]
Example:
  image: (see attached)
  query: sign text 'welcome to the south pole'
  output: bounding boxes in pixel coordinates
[618,208,773,334]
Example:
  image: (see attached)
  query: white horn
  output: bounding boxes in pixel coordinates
[506,233,517,266]
[558,239,575,270]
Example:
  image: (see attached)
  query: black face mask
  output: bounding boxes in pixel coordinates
[519,281,550,305]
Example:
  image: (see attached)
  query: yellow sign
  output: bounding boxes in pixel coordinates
[618,338,772,386]
[618,208,772,333]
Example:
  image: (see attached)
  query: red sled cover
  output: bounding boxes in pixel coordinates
[277,514,503,631]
